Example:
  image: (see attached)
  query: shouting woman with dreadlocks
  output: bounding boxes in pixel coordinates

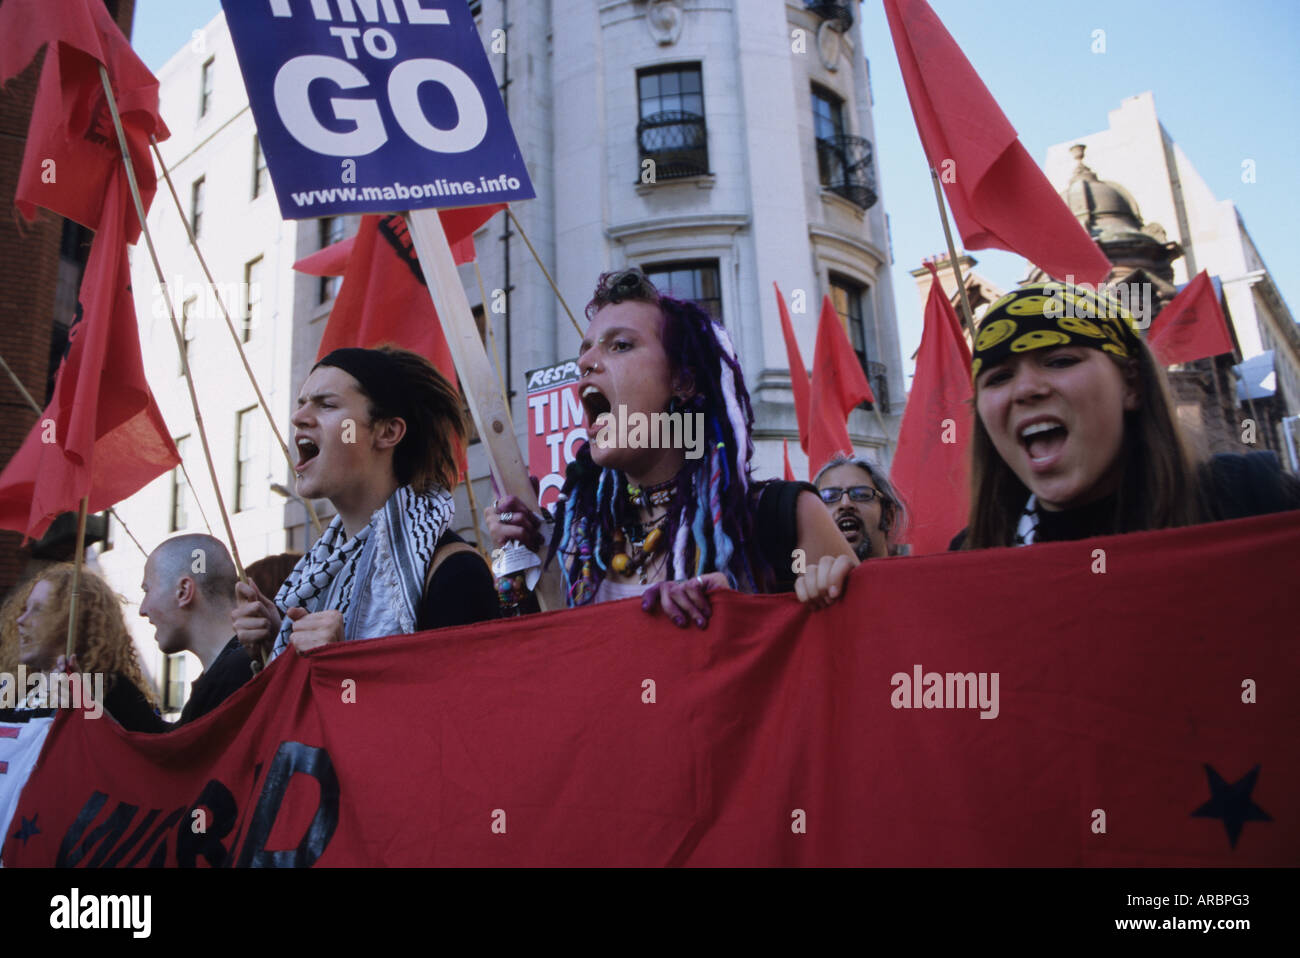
[487,269,856,627]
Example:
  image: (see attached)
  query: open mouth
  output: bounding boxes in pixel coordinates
[1019,419,1069,465]
[835,513,863,541]
[296,436,320,469]
[580,385,612,426]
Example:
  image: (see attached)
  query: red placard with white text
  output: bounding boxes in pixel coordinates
[525,360,588,511]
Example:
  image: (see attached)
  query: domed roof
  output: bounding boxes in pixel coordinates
[1062,144,1146,236]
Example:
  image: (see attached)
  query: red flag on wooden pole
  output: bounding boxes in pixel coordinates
[774,283,811,453]
[1146,271,1235,366]
[0,1,178,537]
[294,205,504,368]
[0,175,179,539]
[807,296,874,478]
[883,0,1110,285]
[0,0,168,239]
[782,438,796,482]
[293,205,504,478]
[891,263,974,555]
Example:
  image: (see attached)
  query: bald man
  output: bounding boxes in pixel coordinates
[139,534,251,725]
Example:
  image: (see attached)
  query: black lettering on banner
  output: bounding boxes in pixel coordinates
[102,807,161,868]
[236,741,340,868]
[175,778,239,868]
[57,792,137,868]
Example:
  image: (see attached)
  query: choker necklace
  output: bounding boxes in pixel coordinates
[626,477,675,509]
[611,513,669,582]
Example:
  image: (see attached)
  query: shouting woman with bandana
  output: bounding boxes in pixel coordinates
[232,347,499,662]
[952,283,1300,550]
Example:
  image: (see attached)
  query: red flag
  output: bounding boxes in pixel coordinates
[782,438,795,482]
[294,205,505,368]
[807,296,874,478]
[892,263,974,555]
[0,175,179,539]
[883,0,1110,285]
[1146,271,1235,366]
[774,283,811,452]
[294,205,503,479]
[0,0,168,238]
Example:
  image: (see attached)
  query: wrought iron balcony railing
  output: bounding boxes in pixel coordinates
[816,134,878,211]
[637,111,709,180]
[805,1,854,33]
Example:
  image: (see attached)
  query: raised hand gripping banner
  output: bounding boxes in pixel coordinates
[4,512,1297,866]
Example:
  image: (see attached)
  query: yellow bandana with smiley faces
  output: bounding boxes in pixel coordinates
[970,283,1142,382]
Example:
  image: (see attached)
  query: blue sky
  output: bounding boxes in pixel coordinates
[131,0,1300,385]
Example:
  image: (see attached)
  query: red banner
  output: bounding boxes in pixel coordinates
[5,512,1297,866]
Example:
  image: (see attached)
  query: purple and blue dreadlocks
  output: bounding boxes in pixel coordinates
[546,269,777,605]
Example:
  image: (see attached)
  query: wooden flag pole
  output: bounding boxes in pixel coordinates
[930,168,979,341]
[97,65,246,585]
[149,138,322,539]
[507,208,584,338]
[406,209,565,611]
[64,496,89,661]
[176,459,215,535]
[0,351,149,559]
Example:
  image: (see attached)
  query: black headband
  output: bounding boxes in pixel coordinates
[315,348,406,421]
[971,283,1143,382]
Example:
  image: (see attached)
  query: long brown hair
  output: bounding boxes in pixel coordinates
[8,565,159,706]
[964,338,1207,549]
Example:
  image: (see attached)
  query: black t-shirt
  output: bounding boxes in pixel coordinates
[179,637,253,725]
[103,672,170,733]
[948,451,1300,550]
[753,479,819,593]
[415,530,501,630]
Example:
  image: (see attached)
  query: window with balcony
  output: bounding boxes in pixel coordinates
[830,274,887,412]
[805,1,854,33]
[645,261,722,320]
[812,86,878,211]
[637,65,708,180]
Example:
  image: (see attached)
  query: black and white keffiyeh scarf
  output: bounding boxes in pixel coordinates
[1013,494,1040,546]
[269,485,454,659]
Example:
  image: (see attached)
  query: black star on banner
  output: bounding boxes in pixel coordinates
[1192,764,1271,849]
[12,814,39,845]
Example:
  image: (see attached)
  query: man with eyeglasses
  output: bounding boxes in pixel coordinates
[812,455,908,559]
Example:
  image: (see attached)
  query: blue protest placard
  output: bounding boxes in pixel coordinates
[220,0,535,219]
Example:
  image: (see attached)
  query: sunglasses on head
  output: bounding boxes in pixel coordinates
[818,485,879,504]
